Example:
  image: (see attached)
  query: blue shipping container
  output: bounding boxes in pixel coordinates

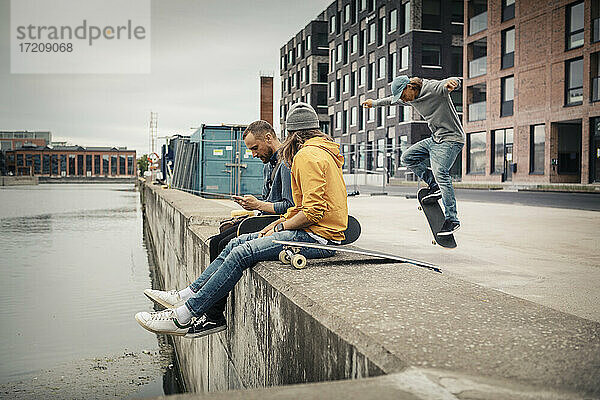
[191,124,263,197]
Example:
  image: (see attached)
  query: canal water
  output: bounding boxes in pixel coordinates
[0,183,183,398]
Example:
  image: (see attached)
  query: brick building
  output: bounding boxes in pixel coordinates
[5,145,137,178]
[463,0,600,184]
[281,0,464,179]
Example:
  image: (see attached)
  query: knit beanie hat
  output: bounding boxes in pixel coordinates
[285,102,320,132]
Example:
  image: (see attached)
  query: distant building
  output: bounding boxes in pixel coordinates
[5,145,136,177]
[462,0,600,184]
[0,131,52,151]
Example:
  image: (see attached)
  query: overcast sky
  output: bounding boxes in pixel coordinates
[0,0,332,154]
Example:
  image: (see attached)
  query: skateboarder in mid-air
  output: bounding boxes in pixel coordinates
[136,103,348,338]
[363,75,465,236]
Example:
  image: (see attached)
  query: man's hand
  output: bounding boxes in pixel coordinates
[361,99,374,108]
[445,79,459,92]
[261,228,275,237]
[258,218,284,237]
[232,194,264,211]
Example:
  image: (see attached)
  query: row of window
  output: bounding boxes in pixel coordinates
[282,63,329,94]
[281,32,329,70]
[467,124,545,175]
[11,154,135,175]
[332,101,413,135]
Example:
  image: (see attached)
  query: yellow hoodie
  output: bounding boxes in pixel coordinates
[283,136,348,242]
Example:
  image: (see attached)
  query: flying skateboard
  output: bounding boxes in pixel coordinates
[273,240,442,273]
[417,188,457,249]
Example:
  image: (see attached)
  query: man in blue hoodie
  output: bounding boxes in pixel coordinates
[363,75,464,236]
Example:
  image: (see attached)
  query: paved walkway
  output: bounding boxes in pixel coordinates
[348,195,600,322]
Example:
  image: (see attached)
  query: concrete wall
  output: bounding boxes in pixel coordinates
[0,176,38,186]
[140,183,384,393]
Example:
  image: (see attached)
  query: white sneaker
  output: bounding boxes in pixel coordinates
[135,309,194,336]
[143,289,185,308]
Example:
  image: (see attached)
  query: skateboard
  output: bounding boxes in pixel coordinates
[238,215,362,244]
[417,188,457,248]
[273,240,441,273]
[237,215,280,236]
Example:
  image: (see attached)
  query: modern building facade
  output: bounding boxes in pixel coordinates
[5,145,137,177]
[327,0,464,179]
[281,0,464,179]
[280,14,331,135]
[463,0,600,184]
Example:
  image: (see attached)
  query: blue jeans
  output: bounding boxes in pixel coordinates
[401,137,464,222]
[185,230,335,317]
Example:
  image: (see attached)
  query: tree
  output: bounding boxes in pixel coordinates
[137,154,149,176]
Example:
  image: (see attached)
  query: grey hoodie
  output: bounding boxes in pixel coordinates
[373,77,465,144]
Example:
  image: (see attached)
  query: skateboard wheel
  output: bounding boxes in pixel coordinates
[279,250,291,264]
[432,240,436,245]
[291,254,307,270]
[418,206,422,211]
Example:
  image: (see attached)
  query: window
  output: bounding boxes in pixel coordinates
[119,155,126,175]
[351,106,357,126]
[86,154,92,174]
[368,0,375,12]
[530,125,545,174]
[306,35,311,51]
[351,71,356,96]
[400,46,409,70]
[468,132,486,174]
[451,90,463,114]
[501,27,515,69]
[360,0,366,11]
[388,103,396,117]
[402,106,411,122]
[594,3,600,43]
[402,2,411,34]
[376,88,384,127]
[343,74,349,93]
[469,38,487,77]
[389,9,397,32]
[592,52,600,102]
[501,76,514,117]
[492,128,513,174]
[301,67,306,82]
[389,51,397,81]
[336,111,342,130]
[51,155,58,175]
[359,29,366,55]
[351,34,357,54]
[502,0,515,22]
[318,63,328,83]
[128,156,134,175]
[369,23,376,44]
[451,47,463,76]
[351,0,357,24]
[566,1,584,50]
[343,108,348,133]
[336,77,341,101]
[566,57,583,105]
[368,59,375,90]
[377,12,386,46]
[422,0,441,30]
[111,155,117,175]
[378,57,385,79]
[336,43,342,63]
[422,44,440,66]
[317,88,327,107]
[359,66,366,86]
[330,48,335,68]
[94,155,100,174]
[306,64,311,83]
[344,4,350,23]
[329,81,335,98]
[359,95,365,130]
[368,104,375,122]
[69,154,75,175]
[330,15,336,33]
[343,39,349,64]
[452,0,464,23]
[297,43,302,59]
[468,83,487,122]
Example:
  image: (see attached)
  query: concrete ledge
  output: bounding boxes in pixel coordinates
[0,176,38,186]
[141,182,600,398]
[387,179,600,193]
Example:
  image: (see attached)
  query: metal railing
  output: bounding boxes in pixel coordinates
[469,56,487,78]
[469,11,487,35]
[468,101,486,122]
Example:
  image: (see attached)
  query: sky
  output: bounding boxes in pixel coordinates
[0,0,333,154]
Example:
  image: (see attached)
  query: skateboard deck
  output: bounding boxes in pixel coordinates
[273,240,441,273]
[238,215,362,244]
[417,188,457,249]
[237,215,280,236]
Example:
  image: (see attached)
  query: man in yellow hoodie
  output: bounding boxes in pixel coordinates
[135,102,348,338]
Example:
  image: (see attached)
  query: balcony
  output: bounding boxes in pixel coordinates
[469,12,487,36]
[469,56,487,78]
[468,101,486,122]
[593,77,599,102]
